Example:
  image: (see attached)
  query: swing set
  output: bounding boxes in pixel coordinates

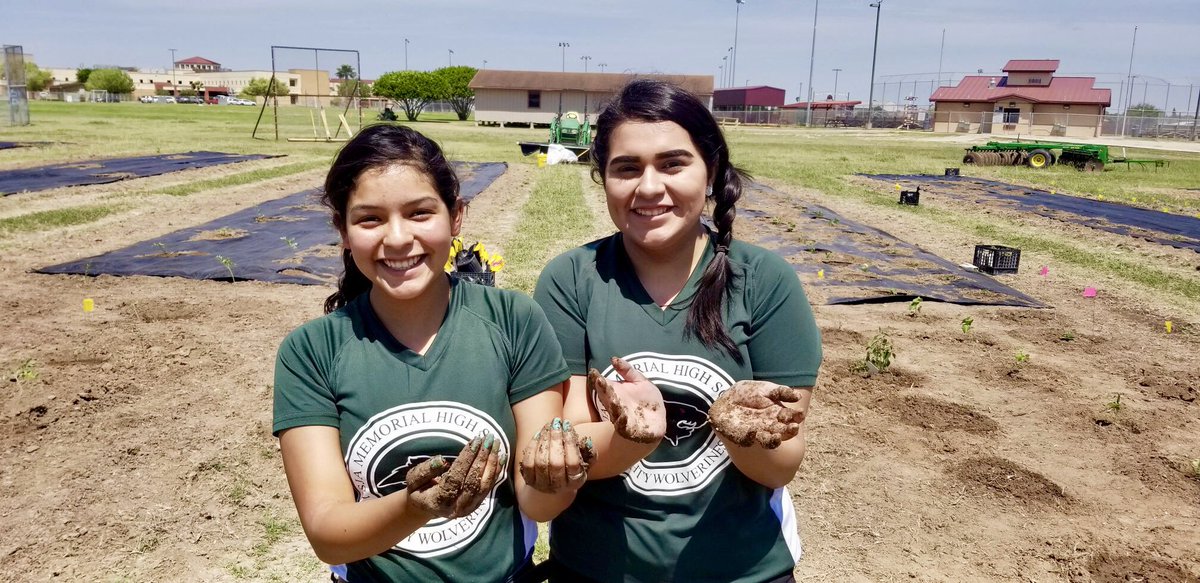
[251,45,365,142]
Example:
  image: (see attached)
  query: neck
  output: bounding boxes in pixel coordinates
[368,276,452,355]
[624,226,708,308]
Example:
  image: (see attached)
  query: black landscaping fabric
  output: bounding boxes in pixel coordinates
[741,182,1044,307]
[0,142,21,150]
[0,151,283,195]
[862,173,1200,253]
[36,162,507,284]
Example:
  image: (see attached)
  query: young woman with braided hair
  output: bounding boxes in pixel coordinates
[533,79,823,583]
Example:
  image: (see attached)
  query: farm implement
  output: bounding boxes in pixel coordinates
[518,110,592,162]
[962,140,1166,172]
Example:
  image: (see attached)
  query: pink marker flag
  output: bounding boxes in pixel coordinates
[1082,287,1097,298]
[1039,266,1049,277]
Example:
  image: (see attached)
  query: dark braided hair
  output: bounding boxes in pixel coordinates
[591,79,747,362]
[320,123,460,313]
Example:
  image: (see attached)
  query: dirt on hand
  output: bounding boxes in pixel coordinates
[588,361,666,444]
[708,380,806,449]
[519,420,594,492]
[407,434,500,519]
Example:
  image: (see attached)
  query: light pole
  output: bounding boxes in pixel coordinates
[731,0,745,88]
[722,56,728,88]
[558,42,570,72]
[936,28,945,88]
[448,49,454,67]
[719,64,725,88]
[832,68,842,100]
[580,55,591,73]
[404,39,410,71]
[482,59,488,69]
[1121,26,1137,136]
[726,46,733,87]
[168,48,177,97]
[866,1,882,129]
[599,63,607,73]
[805,0,819,127]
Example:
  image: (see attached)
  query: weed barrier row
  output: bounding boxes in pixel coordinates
[0,151,283,196]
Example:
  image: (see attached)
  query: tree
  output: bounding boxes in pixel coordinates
[241,76,291,99]
[373,70,446,121]
[85,68,134,94]
[337,79,371,99]
[76,68,93,84]
[1127,102,1162,118]
[434,66,477,121]
[335,64,357,80]
[1,61,52,93]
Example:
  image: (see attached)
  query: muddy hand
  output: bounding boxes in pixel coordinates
[708,380,806,449]
[408,432,502,519]
[519,419,595,493]
[589,357,667,444]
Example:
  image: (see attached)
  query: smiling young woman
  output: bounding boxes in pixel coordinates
[533,79,824,583]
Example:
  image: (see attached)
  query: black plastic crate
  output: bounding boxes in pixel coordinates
[899,186,920,206]
[453,271,496,286]
[945,167,960,177]
[973,245,1021,274]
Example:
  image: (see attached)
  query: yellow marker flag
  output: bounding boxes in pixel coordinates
[1097,194,1104,200]
[817,269,825,280]
[1050,190,1056,195]
[1165,321,1173,333]
[83,298,94,312]
[894,184,901,191]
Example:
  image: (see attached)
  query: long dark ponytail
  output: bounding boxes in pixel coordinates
[592,79,746,362]
[320,124,460,314]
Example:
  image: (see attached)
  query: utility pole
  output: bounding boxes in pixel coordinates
[1121,26,1137,136]
[936,28,945,88]
[404,39,410,71]
[558,42,569,72]
[731,0,745,88]
[832,68,842,100]
[580,55,591,73]
[866,1,882,129]
[805,0,819,127]
[168,48,177,97]
[448,49,454,67]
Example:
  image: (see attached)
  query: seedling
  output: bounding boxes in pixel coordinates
[906,297,923,317]
[1105,394,1123,413]
[153,242,170,255]
[10,359,39,381]
[216,255,236,282]
[280,236,298,250]
[1059,330,1076,342]
[254,211,268,223]
[961,316,974,333]
[865,332,894,374]
[1014,350,1030,363]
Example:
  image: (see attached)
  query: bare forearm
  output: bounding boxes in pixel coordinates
[301,493,434,565]
[516,485,577,522]
[572,421,660,479]
[720,427,807,489]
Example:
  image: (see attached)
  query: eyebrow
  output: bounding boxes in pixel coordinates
[347,196,442,214]
[609,150,695,165]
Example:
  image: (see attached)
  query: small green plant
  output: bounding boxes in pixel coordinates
[864,331,894,374]
[214,227,237,238]
[1059,330,1076,342]
[1188,459,1200,480]
[216,255,236,282]
[10,359,39,381]
[906,297,923,317]
[153,242,170,255]
[1014,350,1030,363]
[961,316,974,333]
[254,211,268,223]
[280,236,298,250]
[1105,394,1123,413]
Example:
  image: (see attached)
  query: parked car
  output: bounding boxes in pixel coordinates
[138,95,155,103]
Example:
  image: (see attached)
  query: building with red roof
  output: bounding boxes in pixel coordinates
[930,59,1110,137]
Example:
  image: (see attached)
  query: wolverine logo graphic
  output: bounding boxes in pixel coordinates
[663,400,710,446]
[377,455,458,491]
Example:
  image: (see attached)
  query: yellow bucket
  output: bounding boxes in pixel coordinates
[537,152,547,168]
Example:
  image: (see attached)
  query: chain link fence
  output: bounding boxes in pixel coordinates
[3,45,30,126]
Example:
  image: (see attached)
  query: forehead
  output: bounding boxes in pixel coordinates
[351,164,440,204]
[606,121,699,158]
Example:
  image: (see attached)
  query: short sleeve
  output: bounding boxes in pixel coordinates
[505,295,571,405]
[746,253,822,387]
[533,253,589,376]
[272,326,340,435]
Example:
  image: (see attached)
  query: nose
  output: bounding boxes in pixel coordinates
[634,167,665,198]
[382,218,414,248]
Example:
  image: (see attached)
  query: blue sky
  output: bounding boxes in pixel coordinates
[4,1,1199,111]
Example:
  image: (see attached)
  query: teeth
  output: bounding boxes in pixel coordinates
[382,256,422,270]
[634,207,671,217]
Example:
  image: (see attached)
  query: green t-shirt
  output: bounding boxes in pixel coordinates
[533,234,822,583]
[274,280,570,582]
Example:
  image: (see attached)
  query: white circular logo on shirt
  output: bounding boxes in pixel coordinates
[345,401,508,557]
[594,352,733,496]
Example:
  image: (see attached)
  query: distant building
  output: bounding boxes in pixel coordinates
[929,59,1111,138]
[469,70,714,126]
[713,86,786,112]
[782,99,863,126]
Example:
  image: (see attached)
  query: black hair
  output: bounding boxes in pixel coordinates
[320,123,460,313]
[591,79,746,362]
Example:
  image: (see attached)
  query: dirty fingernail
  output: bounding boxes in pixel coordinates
[534,431,541,439]
[562,419,572,431]
[431,457,444,469]
[498,453,508,466]
[470,436,481,452]
[585,437,593,449]
[483,433,495,449]
[552,418,563,430]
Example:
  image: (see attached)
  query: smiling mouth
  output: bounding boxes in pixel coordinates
[381,256,424,271]
[632,206,672,217]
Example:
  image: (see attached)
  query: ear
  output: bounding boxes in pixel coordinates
[333,214,350,249]
[450,200,465,237]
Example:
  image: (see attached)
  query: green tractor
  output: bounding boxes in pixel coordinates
[518,110,593,162]
[962,140,1165,172]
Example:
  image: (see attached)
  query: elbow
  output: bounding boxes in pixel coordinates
[310,542,356,566]
[758,473,796,489]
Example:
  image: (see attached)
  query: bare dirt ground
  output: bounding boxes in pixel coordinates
[1,158,1198,582]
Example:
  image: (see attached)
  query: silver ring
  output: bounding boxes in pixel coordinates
[568,470,587,481]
